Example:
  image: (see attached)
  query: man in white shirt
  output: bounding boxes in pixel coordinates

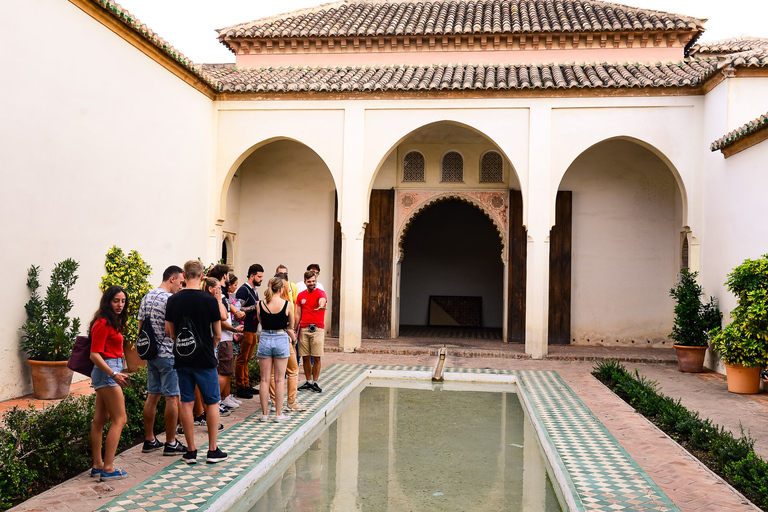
[296,263,325,293]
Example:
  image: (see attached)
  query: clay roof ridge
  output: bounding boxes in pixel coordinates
[692,36,768,55]
[88,0,221,90]
[711,112,768,151]
[215,0,348,34]
[587,0,705,26]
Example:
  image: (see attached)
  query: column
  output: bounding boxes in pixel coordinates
[525,105,553,359]
[339,106,366,352]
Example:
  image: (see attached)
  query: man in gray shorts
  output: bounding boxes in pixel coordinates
[139,265,187,456]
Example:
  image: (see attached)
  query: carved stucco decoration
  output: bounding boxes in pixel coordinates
[395,190,509,263]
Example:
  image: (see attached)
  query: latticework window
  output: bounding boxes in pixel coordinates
[681,236,689,269]
[441,151,464,182]
[480,151,503,182]
[402,151,425,182]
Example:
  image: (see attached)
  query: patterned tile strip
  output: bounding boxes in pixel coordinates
[98,365,677,512]
[517,370,680,512]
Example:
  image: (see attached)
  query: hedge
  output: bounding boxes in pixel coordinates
[593,360,768,510]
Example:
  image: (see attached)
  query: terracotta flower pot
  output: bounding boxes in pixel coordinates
[725,364,762,394]
[673,345,708,373]
[27,359,73,400]
[123,342,146,373]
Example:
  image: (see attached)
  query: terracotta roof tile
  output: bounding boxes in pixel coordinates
[711,112,768,152]
[692,37,768,55]
[203,59,718,93]
[87,0,220,90]
[218,0,704,45]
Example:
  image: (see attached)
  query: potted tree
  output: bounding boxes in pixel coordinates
[669,269,721,372]
[20,259,81,399]
[710,254,768,394]
[100,246,152,372]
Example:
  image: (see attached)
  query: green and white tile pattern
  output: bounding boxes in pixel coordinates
[99,364,677,512]
[517,370,679,511]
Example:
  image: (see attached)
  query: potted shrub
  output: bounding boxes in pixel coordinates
[710,254,768,394]
[100,246,152,372]
[669,269,721,372]
[20,259,81,399]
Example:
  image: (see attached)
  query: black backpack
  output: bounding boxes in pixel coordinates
[137,295,161,360]
[174,316,199,359]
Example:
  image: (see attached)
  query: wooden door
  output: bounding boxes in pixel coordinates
[362,189,395,339]
[331,193,342,338]
[507,190,527,343]
[548,191,572,345]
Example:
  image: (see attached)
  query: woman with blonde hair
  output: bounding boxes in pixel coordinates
[256,277,296,422]
[269,272,306,413]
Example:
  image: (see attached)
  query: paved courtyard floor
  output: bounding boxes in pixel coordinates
[5,342,766,512]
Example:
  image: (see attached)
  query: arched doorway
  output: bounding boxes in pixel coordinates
[220,139,339,332]
[555,138,685,347]
[399,198,504,337]
[363,122,525,342]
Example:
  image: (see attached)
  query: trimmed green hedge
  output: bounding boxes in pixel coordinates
[0,367,165,510]
[593,360,768,510]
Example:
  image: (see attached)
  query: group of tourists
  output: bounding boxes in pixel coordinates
[87,260,328,480]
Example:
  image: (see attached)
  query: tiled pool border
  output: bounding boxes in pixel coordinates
[98,364,678,512]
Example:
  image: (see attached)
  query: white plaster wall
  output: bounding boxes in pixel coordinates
[560,140,682,347]
[0,1,213,400]
[726,77,768,131]
[701,79,768,374]
[234,140,336,321]
[372,152,397,189]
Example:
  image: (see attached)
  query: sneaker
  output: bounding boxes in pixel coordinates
[298,381,313,391]
[219,404,231,417]
[222,396,240,408]
[141,438,163,453]
[206,447,228,464]
[273,413,291,423]
[176,424,184,435]
[100,468,128,481]
[247,386,259,394]
[183,450,198,464]
[236,388,253,399]
[232,397,243,405]
[163,440,187,456]
[194,413,206,426]
[286,402,307,412]
[89,467,103,478]
[311,382,322,393]
[269,402,276,412]
[260,414,270,422]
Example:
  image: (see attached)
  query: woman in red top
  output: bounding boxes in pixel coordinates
[89,285,130,482]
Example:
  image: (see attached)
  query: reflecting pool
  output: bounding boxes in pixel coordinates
[245,380,562,511]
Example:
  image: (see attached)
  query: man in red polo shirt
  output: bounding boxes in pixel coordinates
[296,271,327,393]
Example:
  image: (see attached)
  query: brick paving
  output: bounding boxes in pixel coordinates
[5,341,766,512]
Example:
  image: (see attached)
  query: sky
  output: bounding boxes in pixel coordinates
[115,0,768,64]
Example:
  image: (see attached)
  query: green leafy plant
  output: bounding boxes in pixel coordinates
[20,260,81,361]
[99,246,152,345]
[0,366,162,510]
[710,254,768,367]
[593,360,768,510]
[669,269,722,347]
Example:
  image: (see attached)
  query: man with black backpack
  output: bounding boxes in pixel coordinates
[165,260,227,464]
[138,265,187,456]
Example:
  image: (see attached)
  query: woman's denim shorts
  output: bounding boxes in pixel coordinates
[91,357,123,390]
[257,331,291,359]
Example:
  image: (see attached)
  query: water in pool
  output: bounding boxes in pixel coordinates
[248,384,562,511]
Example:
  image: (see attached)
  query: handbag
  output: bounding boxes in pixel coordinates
[67,335,94,377]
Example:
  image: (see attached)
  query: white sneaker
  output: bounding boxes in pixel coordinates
[273,413,291,423]
[260,415,269,422]
[222,396,240,409]
[232,397,243,405]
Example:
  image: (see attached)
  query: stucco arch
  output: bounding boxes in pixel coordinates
[554,135,688,229]
[398,192,507,263]
[365,120,522,225]
[217,136,338,224]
